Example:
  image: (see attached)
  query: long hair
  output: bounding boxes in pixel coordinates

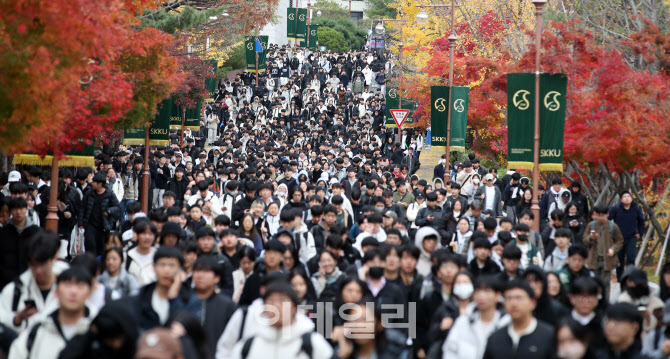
[240,213,260,240]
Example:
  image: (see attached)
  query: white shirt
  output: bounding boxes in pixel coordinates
[507,318,537,349]
[485,186,495,211]
[151,290,170,325]
[571,310,595,326]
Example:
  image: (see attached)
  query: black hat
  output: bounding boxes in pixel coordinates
[161,222,183,238]
[416,192,426,200]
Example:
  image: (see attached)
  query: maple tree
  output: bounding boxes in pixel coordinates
[0,0,180,157]
[172,55,216,115]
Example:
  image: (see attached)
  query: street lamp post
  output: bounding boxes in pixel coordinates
[415,1,459,185]
[531,0,546,232]
[306,1,323,48]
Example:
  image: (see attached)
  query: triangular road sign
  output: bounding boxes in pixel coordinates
[390,109,410,128]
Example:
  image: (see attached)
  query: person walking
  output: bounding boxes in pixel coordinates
[608,191,645,281]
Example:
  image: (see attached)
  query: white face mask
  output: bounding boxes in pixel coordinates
[184,195,191,201]
[452,283,474,300]
[473,179,480,185]
[557,343,587,359]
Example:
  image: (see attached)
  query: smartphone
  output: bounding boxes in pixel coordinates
[24,300,36,308]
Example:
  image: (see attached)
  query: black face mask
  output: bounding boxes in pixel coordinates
[517,234,529,243]
[368,266,384,280]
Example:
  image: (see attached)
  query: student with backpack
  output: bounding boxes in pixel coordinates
[582,205,624,302]
[230,282,333,359]
[0,231,67,334]
[7,268,94,359]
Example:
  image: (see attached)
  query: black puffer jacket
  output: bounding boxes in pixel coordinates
[77,188,120,231]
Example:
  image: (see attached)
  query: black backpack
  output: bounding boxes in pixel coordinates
[241,332,313,359]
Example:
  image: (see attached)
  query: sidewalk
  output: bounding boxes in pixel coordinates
[415,145,442,181]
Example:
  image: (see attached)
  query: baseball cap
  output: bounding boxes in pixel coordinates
[7,171,21,183]
[484,173,494,181]
[384,211,398,220]
[136,328,182,359]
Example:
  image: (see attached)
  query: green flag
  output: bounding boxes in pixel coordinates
[296,8,307,43]
[431,86,449,149]
[245,36,268,72]
[170,96,181,130]
[124,99,171,146]
[539,74,567,171]
[507,73,567,171]
[184,103,201,131]
[450,86,469,152]
[287,8,297,40]
[205,60,218,102]
[309,25,318,50]
[507,73,535,170]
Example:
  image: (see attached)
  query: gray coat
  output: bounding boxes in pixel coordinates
[476,185,504,217]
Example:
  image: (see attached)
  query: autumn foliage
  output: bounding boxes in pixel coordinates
[402,11,670,177]
[0,0,180,157]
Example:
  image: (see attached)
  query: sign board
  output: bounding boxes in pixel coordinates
[390,109,410,128]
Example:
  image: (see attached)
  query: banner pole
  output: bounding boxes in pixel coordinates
[444,0,458,184]
[141,126,150,213]
[531,0,546,232]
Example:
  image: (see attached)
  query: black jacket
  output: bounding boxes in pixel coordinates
[0,223,40,289]
[200,292,237,355]
[167,177,190,206]
[125,282,199,331]
[468,258,502,279]
[231,195,256,224]
[483,320,555,359]
[78,188,121,231]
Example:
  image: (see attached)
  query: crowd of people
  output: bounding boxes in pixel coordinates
[0,43,662,359]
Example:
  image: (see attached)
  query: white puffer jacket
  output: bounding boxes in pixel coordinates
[230,313,333,359]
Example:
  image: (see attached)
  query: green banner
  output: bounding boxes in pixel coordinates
[296,8,307,43]
[185,103,201,131]
[287,7,297,40]
[539,74,567,171]
[309,25,318,50]
[385,84,415,128]
[300,24,318,49]
[431,86,449,149]
[205,60,218,102]
[449,86,469,152]
[506,73,567,171]
[245,36,268,73]
[170,96,182,130]
[301,24,319,50]
[124,99,171,146]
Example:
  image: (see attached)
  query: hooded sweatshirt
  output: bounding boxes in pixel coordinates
[414,227,441,277]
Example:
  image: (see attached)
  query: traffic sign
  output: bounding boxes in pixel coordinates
[390,109,410,128]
